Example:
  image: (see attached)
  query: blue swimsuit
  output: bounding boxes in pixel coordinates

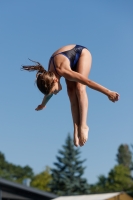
[48,45,87,76]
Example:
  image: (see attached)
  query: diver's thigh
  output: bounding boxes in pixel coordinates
[76,49,92,78]
[65,79,76,90]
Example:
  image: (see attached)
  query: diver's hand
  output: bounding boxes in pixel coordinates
[35,104,46,111]
[108,91,120,102]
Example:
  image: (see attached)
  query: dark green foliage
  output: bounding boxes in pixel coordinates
[107,164,133,191]
[49,134,89,195]
[116,144,133,185]
[0,151,34,183]
[89,175,108,193]
[90,144,133,194]
[31,166,52,192]
[90,165,133,193]
[116,144,132,169]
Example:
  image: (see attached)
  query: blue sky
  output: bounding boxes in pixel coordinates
[0,0,133,184]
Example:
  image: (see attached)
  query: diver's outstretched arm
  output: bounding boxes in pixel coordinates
[35,94,53,111]
[57,67,119,102]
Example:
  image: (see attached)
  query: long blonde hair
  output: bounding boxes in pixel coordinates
[22,59,55,95]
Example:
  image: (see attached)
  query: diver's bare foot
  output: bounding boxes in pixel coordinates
[73,129,79,147]
[79,126,89,147]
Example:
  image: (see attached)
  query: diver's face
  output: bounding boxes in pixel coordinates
[51,79,62,95]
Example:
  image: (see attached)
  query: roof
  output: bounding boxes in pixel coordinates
[53,192,133,200]
[0,178,57,200]
[2,191,31,200]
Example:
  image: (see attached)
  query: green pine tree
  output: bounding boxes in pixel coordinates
[49,134,89,195]
[116,144,132,169]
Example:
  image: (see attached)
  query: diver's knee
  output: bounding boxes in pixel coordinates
[76,84,86,96]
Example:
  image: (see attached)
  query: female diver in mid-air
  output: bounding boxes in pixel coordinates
[22,44,119,147]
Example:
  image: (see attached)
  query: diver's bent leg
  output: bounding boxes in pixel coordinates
[66,80,80,146]
[75,48,92,146]
[76,84,89,146]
